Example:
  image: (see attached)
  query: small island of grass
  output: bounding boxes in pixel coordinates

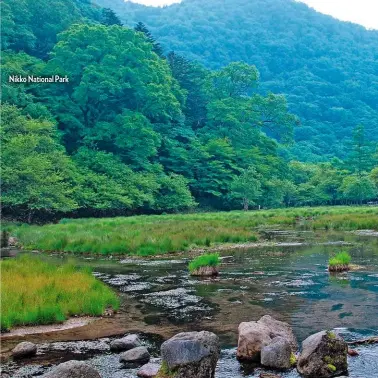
[189,253,220,276]
[328,251,352,272]
[1,254,119,332]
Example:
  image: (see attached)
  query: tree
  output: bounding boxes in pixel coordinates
[230,167,261,210]
[101,8,122,26]
[134,22,163,57]
[340,175,376,204]
[1,105,78,222]
[43,24,183,151]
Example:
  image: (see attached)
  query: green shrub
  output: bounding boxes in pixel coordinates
[188,253,220,272]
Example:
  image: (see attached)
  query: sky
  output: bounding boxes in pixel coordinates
[126,0,378,30]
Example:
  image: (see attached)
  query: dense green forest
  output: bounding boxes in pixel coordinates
[96,0,378,162]
[1,0,377,221]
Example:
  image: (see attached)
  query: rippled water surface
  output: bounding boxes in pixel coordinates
[2,230,378,377]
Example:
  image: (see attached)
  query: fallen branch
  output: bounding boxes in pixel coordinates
[347,337,378,345]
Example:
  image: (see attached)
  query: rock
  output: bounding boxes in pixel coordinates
[237,315,297,362]
[190,266,219,276]
[347,348,359,356]
[8,236,18,246]
[137,362,161,377]
[261,336,291,369]
[259,373,282,378]
[42,360,100,378]
[12,342,37,359]
[119,346,150,367]
[159,331,220,378]
[110,334,141,352]
[297,330,348,377]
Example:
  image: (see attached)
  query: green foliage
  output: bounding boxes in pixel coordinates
[329,251,352,267]
[98,0,378,161]
[1,254,119,330]
[189,253,220,272]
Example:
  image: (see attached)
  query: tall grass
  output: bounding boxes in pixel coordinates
[0,254,119,331]
[329,251,352,267]
[12,206,378,256]
[189,253,220,272]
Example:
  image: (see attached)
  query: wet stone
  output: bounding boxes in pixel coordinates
[110,334,142,352]
[137,362,161,377]
[12,342,37,359]
[119,346,150,367]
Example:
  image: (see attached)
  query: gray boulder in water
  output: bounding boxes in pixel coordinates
[159,331,220,378]
[110,334,141,352]
[237,315,297,362]
[261,336,292,369]
[119,346,150,366]
[42,360,100,378]
[137,362,161,377]
[12,342,37,359]
[297,330,348,377]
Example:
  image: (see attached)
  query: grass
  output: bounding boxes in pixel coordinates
[329,251,352,267]
[188,253,220,272]
[0,254,119,331]
[9,206,378,256]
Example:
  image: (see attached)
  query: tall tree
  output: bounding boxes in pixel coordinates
[134,22,163,57]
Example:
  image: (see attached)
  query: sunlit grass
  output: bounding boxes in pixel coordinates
[0,254,119,331]
[329,251,352,267]
[189,253,220,272]
[11,206,378,256]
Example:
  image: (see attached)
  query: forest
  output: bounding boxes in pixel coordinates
[1,0,378,222]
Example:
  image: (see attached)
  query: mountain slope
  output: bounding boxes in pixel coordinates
[95,0,378,161]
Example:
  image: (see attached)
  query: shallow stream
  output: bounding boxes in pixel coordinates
[2,230,378,377]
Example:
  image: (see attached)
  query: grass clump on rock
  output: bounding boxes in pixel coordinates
[328,251,351,272]
[1,254,119,331]
[189,253,220,276]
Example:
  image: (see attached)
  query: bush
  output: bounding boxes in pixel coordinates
[188,253,220,272]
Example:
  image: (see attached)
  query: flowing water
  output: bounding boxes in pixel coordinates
[2,230,378,377]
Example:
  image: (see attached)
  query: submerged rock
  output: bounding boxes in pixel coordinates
[237,315,297,362]
[119,346,150,367]
[42,360,100,378]
[159,331,220,378]
[297,330,348,377]
[137,362,161,377]
[110,334,141,352]
[261,336,291,369]
[12,342,37,359]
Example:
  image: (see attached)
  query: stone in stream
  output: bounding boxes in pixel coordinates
[297,330,348,377]
[12,341,37,359]
[190,266,219,276]
[41,360,101,378]
[137,362,161,377]
[119,346,150,367]
[237,315,297,362]
[110,334,141,352]
[261,336,291,369]
[158,331,220,378]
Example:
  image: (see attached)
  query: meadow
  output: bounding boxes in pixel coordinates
[9,206,378,256]
[0,255,119,331]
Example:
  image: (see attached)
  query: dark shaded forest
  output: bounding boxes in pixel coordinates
[1,0,377,221]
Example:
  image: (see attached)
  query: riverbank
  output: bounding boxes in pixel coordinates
[0,255,120,331]
[8,206,378,256]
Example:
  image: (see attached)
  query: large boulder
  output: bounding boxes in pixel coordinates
[120,346,150,367]
[261,336,291,370]
[137,362,161,377]
[297,330,348,377]
[12,342,37,359]
[237,315,297,362]
[159,331,220,378]
[110,334,141,352]
[42,360,100,378]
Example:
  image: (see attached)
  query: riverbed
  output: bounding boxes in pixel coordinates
[1,230,378,377]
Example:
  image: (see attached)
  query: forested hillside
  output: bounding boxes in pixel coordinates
[96,0,378,161]
[1,0,377,221]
